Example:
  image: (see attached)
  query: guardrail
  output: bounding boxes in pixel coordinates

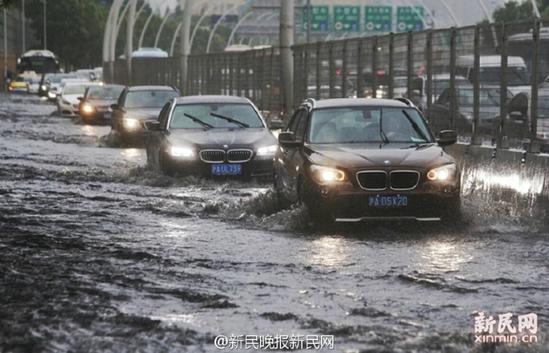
[107,18,549,154]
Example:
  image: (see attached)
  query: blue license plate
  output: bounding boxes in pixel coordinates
[368,194,408,208]
[211,163,242,176]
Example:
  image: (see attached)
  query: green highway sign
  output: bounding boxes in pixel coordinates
[302,6,330,32]
[364,6,392,33]
[333,6,360,32]
[396,6,424,32]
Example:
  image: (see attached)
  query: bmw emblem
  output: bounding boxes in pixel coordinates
[223,144,229,149]
[384,160,391,165]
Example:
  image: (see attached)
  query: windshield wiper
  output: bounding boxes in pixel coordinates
[210,112,249,128]
[184,113,213,129]
[401,142,434,149]
[402,109,430,143]
[379,108,390,145]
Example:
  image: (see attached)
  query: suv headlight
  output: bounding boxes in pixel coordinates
[169,146,195,159]
[256,144,277,156]
[81,104,95,114]
[427,164,456,181]
[310,165,346,184]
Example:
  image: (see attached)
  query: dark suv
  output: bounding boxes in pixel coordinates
[274,98,461,223]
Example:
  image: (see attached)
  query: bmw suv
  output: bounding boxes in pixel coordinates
[274,98,461,223]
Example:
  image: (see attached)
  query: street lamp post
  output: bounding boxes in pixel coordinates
[42,0,47,49]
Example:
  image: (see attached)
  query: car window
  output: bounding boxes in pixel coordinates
[88,85,124,99]
[125,90,178,109]
[62,84,87,95]
[293,109,308,143]
[309,107,433,144]
[169,103,264,129]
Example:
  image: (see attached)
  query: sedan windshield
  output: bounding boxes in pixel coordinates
[309,107,433,144]
[170,103,264,129]
[88,85,124,100]
[125,90,178,108]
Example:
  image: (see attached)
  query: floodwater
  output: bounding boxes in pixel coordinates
[0,94,548,353]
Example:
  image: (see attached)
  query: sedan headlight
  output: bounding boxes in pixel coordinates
[256,144,277,157]
[40,85,47,91]
[427,164,457,181]
[169,146,195,159]
[123,118,140,130]
[310,165,346,184]
[48,91,56,99]
[81,104,95,114]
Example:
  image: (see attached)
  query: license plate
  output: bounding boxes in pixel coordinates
[368,194,408,208]
[211,163,242,176]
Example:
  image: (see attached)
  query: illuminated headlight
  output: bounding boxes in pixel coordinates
[169,146,195,159]
[123,118,140,130]
[427,164,456,181]
[41,85,47,91]
[81,104,95,114]
[310,165,346,184]
[48,91,56,99]
[256,144,277,157]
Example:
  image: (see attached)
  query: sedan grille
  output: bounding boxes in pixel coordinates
[227,149,253,163]
[390,170,420,190]
[199,150,225,163]
[356,171,387,190]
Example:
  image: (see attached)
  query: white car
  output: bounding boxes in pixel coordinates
[57,81,97,116]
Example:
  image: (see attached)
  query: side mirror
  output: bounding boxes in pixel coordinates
[110,103,118,110]
[144,120,161,131]
[269,118,285,130]
[278,131,302,147]
[77,96,84,101]
[437,130,457,146]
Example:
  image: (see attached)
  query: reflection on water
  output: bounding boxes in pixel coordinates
[418,240,473,274]
[305,236,350,268]
[121,148,143,160]
[80,124,100,136]
[465,168,544,196]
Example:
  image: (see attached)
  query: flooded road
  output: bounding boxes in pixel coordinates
[1,94,548,353]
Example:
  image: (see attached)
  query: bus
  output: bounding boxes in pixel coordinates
[16,50,60,75]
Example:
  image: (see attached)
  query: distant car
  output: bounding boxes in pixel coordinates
[499,89,549,151]
[273,98,461,224]
[145,95,281,178]
[131,47,169,58]
[404,74,472,110]
[57,81,96,116]
[424,87,511,133]
[8,76,28,93]
[79,84,125,124]
[111,85,179,142]
[39,73,79,101]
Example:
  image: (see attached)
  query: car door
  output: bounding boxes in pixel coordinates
[278,108,309,201]
[112,89,127,130]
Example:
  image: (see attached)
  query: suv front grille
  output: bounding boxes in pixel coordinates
[227,149,253,163]
[356,171,387,190]
[390,171,420,190]
[199,150,225,163]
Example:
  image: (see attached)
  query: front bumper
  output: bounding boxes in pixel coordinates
[308,179,460,222]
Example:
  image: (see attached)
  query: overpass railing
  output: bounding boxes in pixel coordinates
[108,18,549,153]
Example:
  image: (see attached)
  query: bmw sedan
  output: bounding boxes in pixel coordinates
[274,98,461,223]
[145,96,280,178]
[79,84,125,124]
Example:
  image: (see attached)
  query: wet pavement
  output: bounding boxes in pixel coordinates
[0,94,548,353]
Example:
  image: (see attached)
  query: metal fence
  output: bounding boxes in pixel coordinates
[109,18,549,153]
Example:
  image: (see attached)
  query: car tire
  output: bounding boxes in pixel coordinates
[300,178,333,225]
[273,170,291,209]
[159,151,175,176]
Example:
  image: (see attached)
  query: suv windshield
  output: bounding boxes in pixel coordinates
[170,103,264,129]
[456,88,502,107]
[309,107,433,144]
[88,85,124,99]
[62,84,87,95]
[125,90,178,108]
